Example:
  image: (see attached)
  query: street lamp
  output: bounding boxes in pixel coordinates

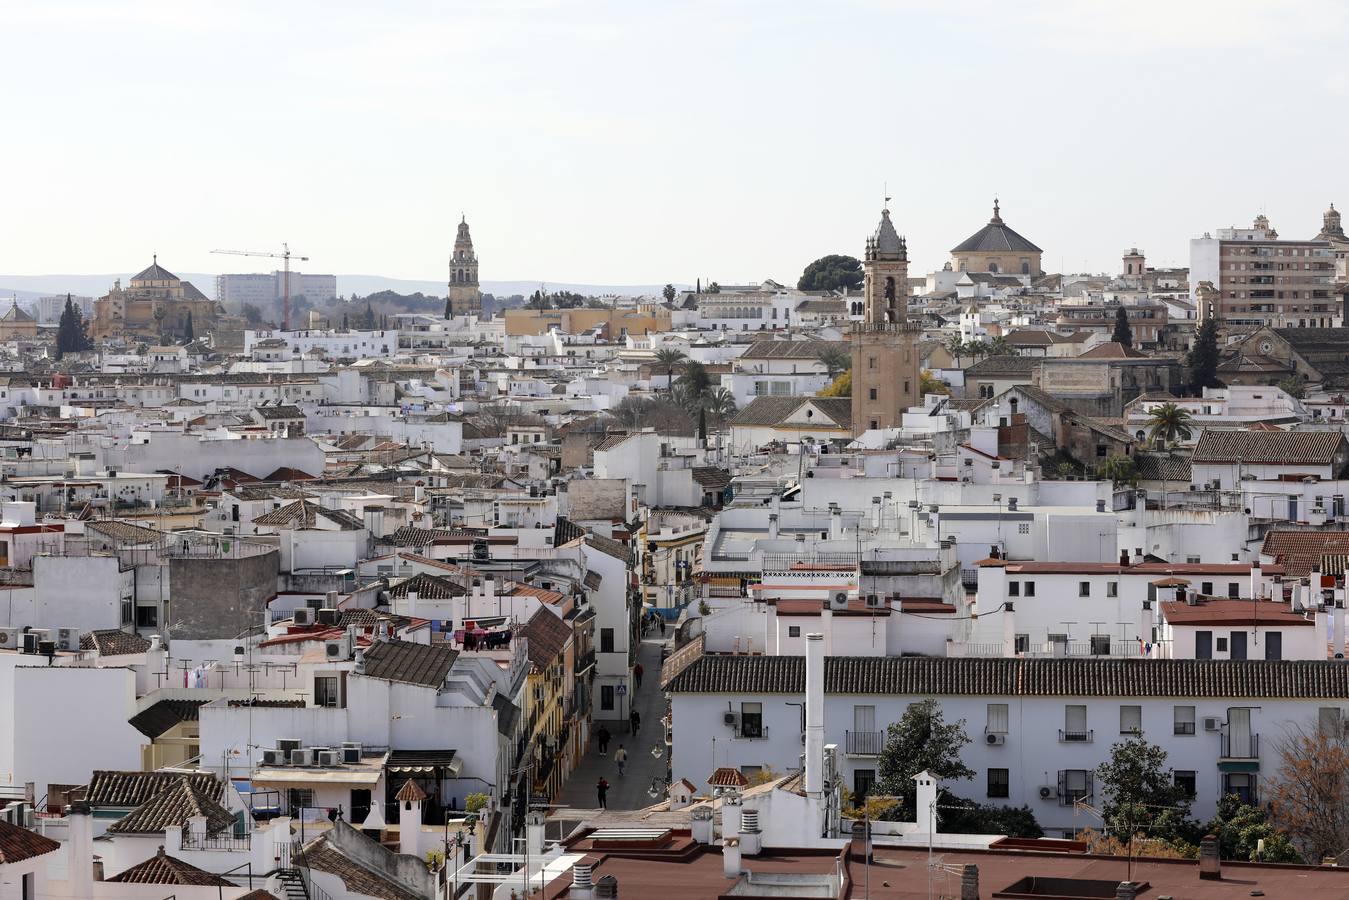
[647,777,671,800]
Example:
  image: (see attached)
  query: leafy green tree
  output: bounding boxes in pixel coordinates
[653,348,687,392]
[1206,793,1300,862]
[703,387,738,418]
[55,295,92,359]
[1186,317,1222,395]
[816,344,853,380]
[920,370,950,397]
[939,797,1043,838]
[1145,402,1193,449]
[798,254,864,292]
[877,699,975,821]
[706,282,721,294]
[444,297,452,319]
[663,283,677,303]
[1112,306,1133,347]
[986,335,1016,357]
[1094,736,1193,843]
[676,360,712,407]
[240,303,264,326]
[1097,455,1138,487]
[358,301,376,330]
[945,334,966,366]
[525,290,552,310]
[1279,375,1306,399]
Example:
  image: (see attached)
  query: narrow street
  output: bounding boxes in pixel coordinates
[556,635,670,815]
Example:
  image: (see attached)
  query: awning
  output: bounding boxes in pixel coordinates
[1218,761,1260,773]
[387,750,462,776]
[251,767,382,787]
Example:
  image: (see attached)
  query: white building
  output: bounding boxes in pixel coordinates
[217,271,337,305]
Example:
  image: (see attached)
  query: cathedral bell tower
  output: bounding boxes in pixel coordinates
[447,216,483,316]
[851,205,922,437]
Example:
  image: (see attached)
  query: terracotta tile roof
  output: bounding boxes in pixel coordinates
[253,499,364,530]
[739,340,848,360]
[128,699,208,739]
[585,532,633,565]
[394,780,427,802]
[1192,428,1347,465]
[386,572,465,600]
[106,778,237,835]
[1077,341,1150,359]
[731,396,852,430]
[709,767,749,787]
[360,639,457,688]
[79,628,151,656]
[964,355,1038,377]
[1160,598,1315,628]
[1261,530,1349,578]
[301,833,425,900]
[664,656,1349,698]
[86,520,165,544]
[522,607,572,670]
[85,771,223,808]
[691,467,732,491]
[0,819,60,863]
[107,848,234,885]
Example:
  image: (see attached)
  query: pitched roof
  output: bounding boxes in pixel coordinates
[709,767,750,787]
[585,532,633,565]
[86,520,166,545]
[0,301,34,323]
[739,340,849,361]
[664,655,1349,698]
[1192,429,1347,465]
[85,771,223,808]
[301,835,425,900]
[128,699,209,739]
[0,819,60,863]
[1077,341,1149,359]
[691,467,732,492]
[106,778,237,835]
[522,607,572,670]
[79,628,152,656]
[965,355,1038,377]
[107,848,233,886]
[730,396,852,430]
[1159,598,1314,628]
[253,499,365,530]
[131,260,179,282]
[359,639,457,688]
[394,780,427,802]
[1132,452,1193,483]
[386,572,465,600]
[1262,530,1349,578]
[950,204,1042,254]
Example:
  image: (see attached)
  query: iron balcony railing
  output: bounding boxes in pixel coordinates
[845,730,884,756]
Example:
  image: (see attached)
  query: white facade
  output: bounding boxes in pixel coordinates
[218,271,337,305]
[244,329,398,359]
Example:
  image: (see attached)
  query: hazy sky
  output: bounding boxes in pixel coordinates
[3,0,1347,286]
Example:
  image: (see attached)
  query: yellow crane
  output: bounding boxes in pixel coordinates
[211,243,309,330]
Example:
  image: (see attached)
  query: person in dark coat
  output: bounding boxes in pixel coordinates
[596,777,609,808]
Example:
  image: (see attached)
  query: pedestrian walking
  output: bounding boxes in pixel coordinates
[634,662,644,689]
[597,725,611,756]
[659,616,666,637]
[630,709,641,736]
[614,745,628,776]
[596,777,609,809]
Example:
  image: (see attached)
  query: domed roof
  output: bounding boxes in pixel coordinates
[870,208,905,258]
[951,200,1042,254]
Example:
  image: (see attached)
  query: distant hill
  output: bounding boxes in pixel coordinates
[0,273,680,301]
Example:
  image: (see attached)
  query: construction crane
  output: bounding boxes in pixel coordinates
[211,243,309,331]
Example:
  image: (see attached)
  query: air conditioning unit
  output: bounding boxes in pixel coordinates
[317,608,341,626]
[1038,786,1054,800]
[1203,717,1223,732]
[261,749,285,766]
[289,749,311,766]
[986,733,1006,746]
[293,608,313,626]
[325,636,351,660]
[278,738,302,756]
[56,628,77,652]
[830,591,849,610]
[22,630,49,654]
[0,627,19,649]
[317,750,342,767]
[865,594,883,609]
[341,743,362,764]
[723,711,737,727]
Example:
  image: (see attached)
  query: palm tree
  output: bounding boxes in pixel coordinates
[1145,403,1193,449]
[945,334,966,366]
[653,348,687,393]
[986,335,1016,357]
[816,344,852,380]
[965,340,990,360]
[703,387,738,418]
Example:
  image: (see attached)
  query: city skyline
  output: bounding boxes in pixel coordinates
[2,0,1346,285]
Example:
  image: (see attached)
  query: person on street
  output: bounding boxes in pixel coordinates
[630,709,641,736]
[596,777,609,808]
[614,744,628,776]
[597,725,611,756]
[659,616,666,636]
[634,663,644,689]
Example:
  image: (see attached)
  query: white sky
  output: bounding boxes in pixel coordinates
[2,0,1346,285]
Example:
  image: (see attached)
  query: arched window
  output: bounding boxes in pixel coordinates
[988,262,999,273]
[1021,261,1030,275]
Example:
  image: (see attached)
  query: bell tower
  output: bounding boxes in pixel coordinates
[447,216,483,316]
[851,204,922,437]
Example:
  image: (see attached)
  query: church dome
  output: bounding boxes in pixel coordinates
[951,200,1042,254]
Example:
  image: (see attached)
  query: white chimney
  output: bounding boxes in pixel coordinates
[1140,600,1155,650]
[767,514,779,540]
[526,809,546,862]
[571,863,595,899]
[397,786,425,858]
[691,807,714,844]
[68,802,94,900]
[722,837,742,879]
[913,771,938,835]
[871,497,882,530]
[721,794,742,843]
[353,647,366,673]
[1250,561,1262,600]
[1001,602,1017,657]
[828,504,843,541]
[740,808,762,856]
[805,633,825,797]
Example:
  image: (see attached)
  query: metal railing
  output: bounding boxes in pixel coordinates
[1221,733,1259,759]
[181,831,252,851]
[845,730,884,756]
[1059,729,1094,743]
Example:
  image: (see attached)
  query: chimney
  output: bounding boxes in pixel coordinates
[849,820,870,863]
[740,807,762,856]
[68,801,94,900]
[595,874,619,898]
[1140,600,1155,649]
[1336,599,1346,658]
[1250,560,1263,600]
[1120,550,1130,568]
[571,863,595,899]
[353,647,366,673]
[722,837,742,879]
[1002,602,1017,657]
[989,545,1000,560]
[871,496,882,529]
[397,784,425,858]
[1115,883,1137,900]
[828,504,843,541]
[913,772,938,834]
[805,633,825,797]
[768,513,779,540]
[1096,499,1107,513]
[526,809,546,860]
[960,864,980,900]
[1007,496,1017,512]
[1199,833,1221,880]
[722,793,742,843]
[691,806,714,844]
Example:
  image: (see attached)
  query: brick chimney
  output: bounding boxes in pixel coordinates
[960,864,979,899]
[1199,833,1221,880]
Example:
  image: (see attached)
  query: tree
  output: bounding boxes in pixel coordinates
[986,335,1016,357]
[945,334,966,366]
[342,311,349,330]
[444,297,452,320]
[920,370,950,397]
[1267,723,1349,863]
[240,303,264,326]
[798,254,864,293]
[1203,793,1299,862]
[525,290,552,310]
[610,396,694,432]
[663,283,677,303]
[1145,402,1193,449]
[940,798,1043,838]
[1097,455,1138,487]
[676,360,712,408]
[653,348,687,393]
[54,294,92,359]
[819,371,851,397]
[877,699,975,821]
[964,340,990,360]
[358,301,376,330]
[703,387,738,418]
[816,344,853,380]
[183,310,194,342]
[706,282,721,294]
[1186,317,1222,395]
[1094,736,1193,844]
[1112,306,1134,347]
[1279,375,1307,399]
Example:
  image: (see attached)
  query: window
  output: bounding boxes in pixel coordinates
[1201,581,1214,596]
[1058,769,1092,804]
[1014,634,1029,653]
[988,768,1010,798]
[1174,706,1196,735]
[315,675,343,708]
[1008,581,1020,597]
[1024,581,1036,597]
[1224,772,1255,805]
[740,702,763,738]
[1195,631,1213,659]
[1120,705,1142,734]
[1264,631,1282,660]
[136,606,158,627]
[1320,707,1343,736]
[1229,631,1247,660]
[868,357,876,370]
[287,788,315,815]
[1079,581,1091,597]
[869,388,877,401]
[1227,582,1240,599]
[1174,770,1197,798]
[600,685,614,711]
[1216,636,1229,652]
[788,625,801,638]
[854,769,876,800]
[986,703,1009,734]
[1090,634,1111,655]
[1107,581,1118,598]
[600,628,614,653]
[1096,443,1107,458]
[1063,705,1089,741]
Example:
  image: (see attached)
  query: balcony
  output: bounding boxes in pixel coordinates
[846,730,884,757]
[1221,733,1260,760]
[574,649,596,675]
[1059,729,1094,743]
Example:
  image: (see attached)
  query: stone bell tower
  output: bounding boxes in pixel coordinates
[447,216,482,316]
[851,205,922,436]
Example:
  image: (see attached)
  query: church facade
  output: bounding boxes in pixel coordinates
[850,206,922,437]
[91,259,219,342]
[447,217,483,316]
